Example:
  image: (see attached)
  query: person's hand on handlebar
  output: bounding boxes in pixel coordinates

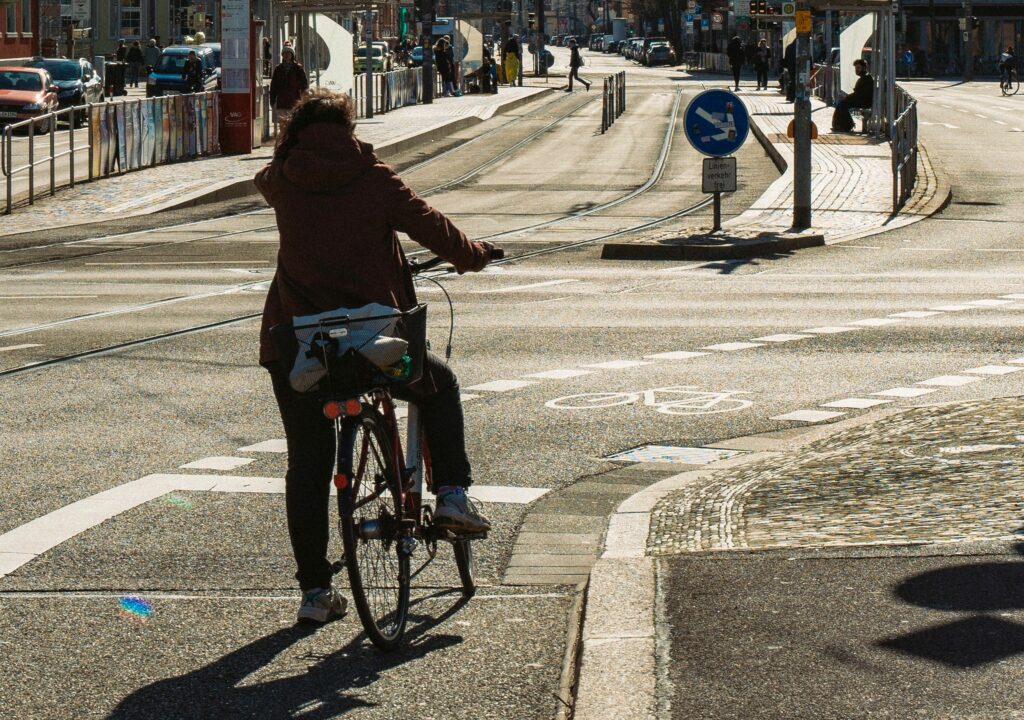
[463,241,502,273]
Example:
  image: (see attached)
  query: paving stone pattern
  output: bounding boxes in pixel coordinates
[649,397,1024,554]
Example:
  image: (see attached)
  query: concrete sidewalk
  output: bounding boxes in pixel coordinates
[575,392,1024,719]
[604,84,950,260]
[0,85,551,240]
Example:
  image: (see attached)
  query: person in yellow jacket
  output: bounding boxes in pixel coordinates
[503,34,520,86]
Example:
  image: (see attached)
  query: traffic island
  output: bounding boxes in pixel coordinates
[601,227,824,260]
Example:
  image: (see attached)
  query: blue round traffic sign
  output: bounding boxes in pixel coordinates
[683,89,749,157]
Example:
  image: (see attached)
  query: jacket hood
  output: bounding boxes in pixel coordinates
[282,123,375,192]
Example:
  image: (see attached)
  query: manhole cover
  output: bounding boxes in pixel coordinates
[605,445,743,465]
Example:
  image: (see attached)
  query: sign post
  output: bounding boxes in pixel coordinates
[793,0,812,228]
[220,0,253,154]
[684,89,749,232]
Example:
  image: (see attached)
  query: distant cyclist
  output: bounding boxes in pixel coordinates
[181,50,203,94]
[254,89,494,624]
[999,46,1016,85]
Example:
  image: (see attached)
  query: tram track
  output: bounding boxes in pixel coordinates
[0,88,720,377]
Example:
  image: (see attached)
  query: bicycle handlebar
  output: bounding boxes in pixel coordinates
[409,247,504,274]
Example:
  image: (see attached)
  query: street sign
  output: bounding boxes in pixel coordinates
[902,50,914,64]
[711,11,723,23]
[685,13,694,22]
[781,1,796,14]
[702,157,737,193]
[701,18,710,28]
[795,9,811,32]
[683,89,750,158]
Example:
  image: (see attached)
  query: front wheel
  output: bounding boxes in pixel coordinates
[453,539,476,597]
[340,410,411,651]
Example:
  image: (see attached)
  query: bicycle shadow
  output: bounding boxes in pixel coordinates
[106,594,471,719]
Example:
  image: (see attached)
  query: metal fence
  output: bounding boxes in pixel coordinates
[601,72,626,133]
[350,67,441,119]
[891,85,918,213]
[2,91,219,215]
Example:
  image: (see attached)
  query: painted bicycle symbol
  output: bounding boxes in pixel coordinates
[545,385,753,416]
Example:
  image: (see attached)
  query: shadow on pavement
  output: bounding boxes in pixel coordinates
[878,560,1024,668]
[106,596,470,719]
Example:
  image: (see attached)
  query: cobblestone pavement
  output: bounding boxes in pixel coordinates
[649,396,1024,554]
[0,86,548,237]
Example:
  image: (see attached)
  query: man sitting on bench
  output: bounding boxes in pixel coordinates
[832,58,874,132]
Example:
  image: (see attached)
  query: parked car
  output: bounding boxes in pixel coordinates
[640,36,667,64]
[0,67,60,132]
[20,57,102,124]
[606,40,620,53]
[409,46,424,67]
[146,45,219,97]
[646,42,676,66]
[199,42,222,87]
[354,45,388,74]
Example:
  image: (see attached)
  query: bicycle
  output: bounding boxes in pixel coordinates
[273,248,502,651]
[1001,67,1019,95]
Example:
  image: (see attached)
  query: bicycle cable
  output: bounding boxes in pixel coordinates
[415,274,456,361]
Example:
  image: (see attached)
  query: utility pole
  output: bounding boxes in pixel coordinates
[792,0,812,229]
[537,0,546,75]
[365,9,374,118]
[963,0,973,81]
[422,0,435,103]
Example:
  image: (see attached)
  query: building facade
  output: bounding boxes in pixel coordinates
[0,0,40,59]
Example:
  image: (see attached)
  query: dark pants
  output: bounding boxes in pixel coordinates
[731,63,742,88]
[269,351,472,590]
[568,66,589,90]
[755,63,768,89]
[831,98,865,132]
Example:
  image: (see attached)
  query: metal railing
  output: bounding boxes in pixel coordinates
[891,85,918,213]
[350,67,441,120]
[696,52,731,73]
[2,91,220,215]
[811,63,841,107]
[601,71,626,133]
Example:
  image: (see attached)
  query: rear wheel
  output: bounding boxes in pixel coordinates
[341,409,410,651]
[453,538,476,597]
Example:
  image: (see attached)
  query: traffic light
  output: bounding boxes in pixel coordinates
[755,0,767,15]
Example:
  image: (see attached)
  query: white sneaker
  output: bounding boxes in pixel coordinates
[297,586,348,624]
[434,488,491,534]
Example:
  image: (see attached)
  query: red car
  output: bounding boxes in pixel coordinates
[0,67,60,133]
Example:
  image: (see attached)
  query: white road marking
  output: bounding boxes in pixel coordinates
[962,365,1023,376]
[0,295,97,299]
[770,410,846,423]
[941,123,959,129]
[460,393,481,401]
[523,368,594,379]
[179,456,256,471]
[85,261,271,266]
[1008,358,1024,365]
[1000,294,1024,300]
[969,299,1014,306]
[0,344,42,352]
[643,350,710,360]
[994,120,1008,125]
[917,375,982,387]
[582,360,652,369]
[940,444,1017,455]
[238,439,287,453]
[465,379,539,392]
[801,326,859,334]
[1013,128,1024,132]
[0,474,548,579]
[929,304,975,311]
[975,113,988,118]
[873,387,938,398]
[750,334,812,342]
[889,310,943,318]
[829,245,882,249]
[475,279,579,294]
[701,342,764,351]
[822,398,893,409]
[849,318,902,327]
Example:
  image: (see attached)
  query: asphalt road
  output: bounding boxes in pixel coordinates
[1,58,1023,719]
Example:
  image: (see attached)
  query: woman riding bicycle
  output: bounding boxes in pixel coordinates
[255,89,494,624]
[999,46,1016,83]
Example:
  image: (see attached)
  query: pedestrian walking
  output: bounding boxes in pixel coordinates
[115,39,127,62]
[253,88,494,624]
[181,49,203,93]
[434,38,454,96]
[783,40,796,101]
[754,38,771,90]
[831,58,874,132]
[567,37,590,92]
[442,35,458,96]
[503,33,520,86]
[143,38,160,74]
[269,46,309,123]
[126,40,145,88]
[727,36,744,91]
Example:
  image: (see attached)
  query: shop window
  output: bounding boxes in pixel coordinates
[120,0,142,39]
[5,7,16,34]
